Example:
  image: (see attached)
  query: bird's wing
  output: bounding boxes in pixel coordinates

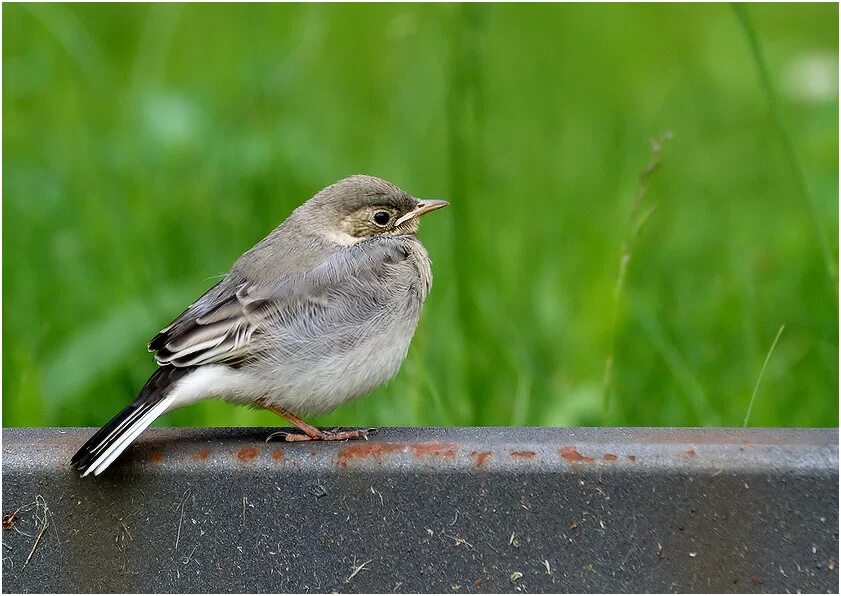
[148,280,271,367]
[147,240,411,368]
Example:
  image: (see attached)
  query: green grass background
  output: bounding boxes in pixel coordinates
[4,3,838,429]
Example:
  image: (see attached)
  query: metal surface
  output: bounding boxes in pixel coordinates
[2,427,838,593]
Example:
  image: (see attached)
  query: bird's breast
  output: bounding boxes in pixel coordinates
[401,238,433,302]
[255,312,420,416]
[247,240,432,416]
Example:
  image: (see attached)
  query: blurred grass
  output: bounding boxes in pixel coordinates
[3,3,838,429]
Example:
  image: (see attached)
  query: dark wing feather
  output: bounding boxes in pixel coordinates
[148,280,269,367]
[148,280,229,352]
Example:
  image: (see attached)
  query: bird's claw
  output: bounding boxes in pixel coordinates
[265,427,379,443]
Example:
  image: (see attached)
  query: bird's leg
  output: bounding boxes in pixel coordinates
[259,400,374,442]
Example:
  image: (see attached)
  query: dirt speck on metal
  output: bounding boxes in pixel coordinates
[3,509,19,530]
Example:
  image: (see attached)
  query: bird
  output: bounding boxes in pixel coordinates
[70,175,448,476]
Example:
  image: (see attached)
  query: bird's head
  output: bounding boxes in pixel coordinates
[298,175,448,245]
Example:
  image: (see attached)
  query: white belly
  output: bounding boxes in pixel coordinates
[247,317,418,416]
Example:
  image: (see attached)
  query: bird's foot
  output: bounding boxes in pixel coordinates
[266,427,378,443]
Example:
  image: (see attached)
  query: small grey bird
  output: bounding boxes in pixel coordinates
[71,175,447,476]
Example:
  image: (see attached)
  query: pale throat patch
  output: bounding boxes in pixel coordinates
[323,229,363,246]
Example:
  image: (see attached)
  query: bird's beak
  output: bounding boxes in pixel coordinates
[394,199,449,226]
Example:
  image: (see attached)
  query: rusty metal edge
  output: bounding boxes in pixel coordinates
[3,426,837,476]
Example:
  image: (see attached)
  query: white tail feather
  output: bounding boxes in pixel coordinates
[83,396,175,477]
[78,365,243,476]
[90,406,149,456]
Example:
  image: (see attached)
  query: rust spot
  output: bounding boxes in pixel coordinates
[236,447,259,461]
[559,446,594,463]
[410,442,457,459]
[510,450,536,460]
[686,449,696,458]
[470,451,491,468]
[337,442,404,468]
[627,455,637,462]
[150,451,164,464]
[603,453,618,462]
[193,449,209,461]
[272,449,284,461]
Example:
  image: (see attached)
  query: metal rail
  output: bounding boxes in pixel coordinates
[2,427,838,593]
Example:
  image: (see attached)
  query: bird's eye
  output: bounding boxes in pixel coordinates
[372,211,391,226]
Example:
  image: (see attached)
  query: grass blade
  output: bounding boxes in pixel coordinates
[743,324,786,427]
[732,3,837,290]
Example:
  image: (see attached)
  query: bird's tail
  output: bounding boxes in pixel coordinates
[70,366,194,476]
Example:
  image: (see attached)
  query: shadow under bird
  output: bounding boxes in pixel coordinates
[71,175,448,476]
